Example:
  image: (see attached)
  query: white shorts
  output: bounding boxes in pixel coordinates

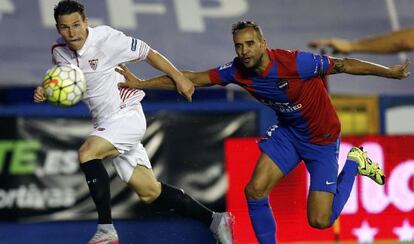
[90,104,152,182]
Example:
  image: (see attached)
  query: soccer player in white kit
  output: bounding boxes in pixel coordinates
[33,1,234,244]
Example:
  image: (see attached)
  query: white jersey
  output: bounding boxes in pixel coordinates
[51,25,149,125]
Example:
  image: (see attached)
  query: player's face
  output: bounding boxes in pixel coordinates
[233,28,267,70]
[56,12,88,51]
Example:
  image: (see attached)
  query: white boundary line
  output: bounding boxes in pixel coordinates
[385,0,407,61]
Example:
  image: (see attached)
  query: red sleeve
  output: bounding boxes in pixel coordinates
[209,68,221,85]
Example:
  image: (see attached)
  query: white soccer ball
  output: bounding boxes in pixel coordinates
[42,64,86,106]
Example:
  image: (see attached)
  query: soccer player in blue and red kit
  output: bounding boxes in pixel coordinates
[116,21,410,243]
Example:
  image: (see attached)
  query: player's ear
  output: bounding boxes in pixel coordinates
[262,39,267,48]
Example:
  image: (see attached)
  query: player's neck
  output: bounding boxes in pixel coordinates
[253,52,270,74]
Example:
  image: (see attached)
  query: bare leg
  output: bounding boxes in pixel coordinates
[307,152,360,229]
[127,165,161,204]
[245,153,284,199]
[245,153,284,244]
[307,191,334,229]
[79,136,120,224]
[79,136,121,243]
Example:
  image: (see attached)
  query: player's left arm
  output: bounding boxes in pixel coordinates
[116,65,214,89]
[145,48,195,101]
[329,57,410,79]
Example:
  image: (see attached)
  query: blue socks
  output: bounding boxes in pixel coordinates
[246,160,358,243]
[247,197,277,244]
[329,159,358,224]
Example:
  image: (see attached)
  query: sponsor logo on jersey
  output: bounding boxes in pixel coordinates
[88,59,99,70]
[265,125,278,137]
[219,62,233,70]
[277,79,288,89]
[260,99,302,113]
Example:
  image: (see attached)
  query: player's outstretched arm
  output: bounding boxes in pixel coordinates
[308,38,354,54]
[182,70,214,87]
[33,86,46,103]
[309,27,414,54]
[116,64,175,89]
[145,49,194,102]
[329,57,410,79]
[117,65,214,89]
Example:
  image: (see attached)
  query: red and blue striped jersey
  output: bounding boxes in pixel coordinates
[209,48,340,145]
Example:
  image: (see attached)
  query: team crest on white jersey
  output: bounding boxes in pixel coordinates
[88,58,99,70]
[219,62,233,70]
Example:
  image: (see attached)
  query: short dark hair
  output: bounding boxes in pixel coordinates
[231,20,264,39]
[54,0,86,23]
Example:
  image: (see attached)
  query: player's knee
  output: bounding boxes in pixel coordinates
[135,183,161,204]
[244,183,267,199]
[308,215,332,229]
[78,143,106,163]
[79,144,97,163]
[139,195,157,204]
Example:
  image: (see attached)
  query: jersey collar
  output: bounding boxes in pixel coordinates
[76,27,93,57]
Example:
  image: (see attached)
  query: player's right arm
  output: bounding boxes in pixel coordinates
[34,41,67,103]
[116,64,214,89]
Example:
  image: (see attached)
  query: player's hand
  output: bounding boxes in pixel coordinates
[174,75,194,102]
[116,64,143,88]
[33,86,46,103]
[389,58,411,79]
[308,38,353,54]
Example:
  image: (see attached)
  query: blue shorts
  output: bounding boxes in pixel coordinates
[258,125,340,193]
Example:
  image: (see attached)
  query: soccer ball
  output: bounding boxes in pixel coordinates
[42,64,86,106]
